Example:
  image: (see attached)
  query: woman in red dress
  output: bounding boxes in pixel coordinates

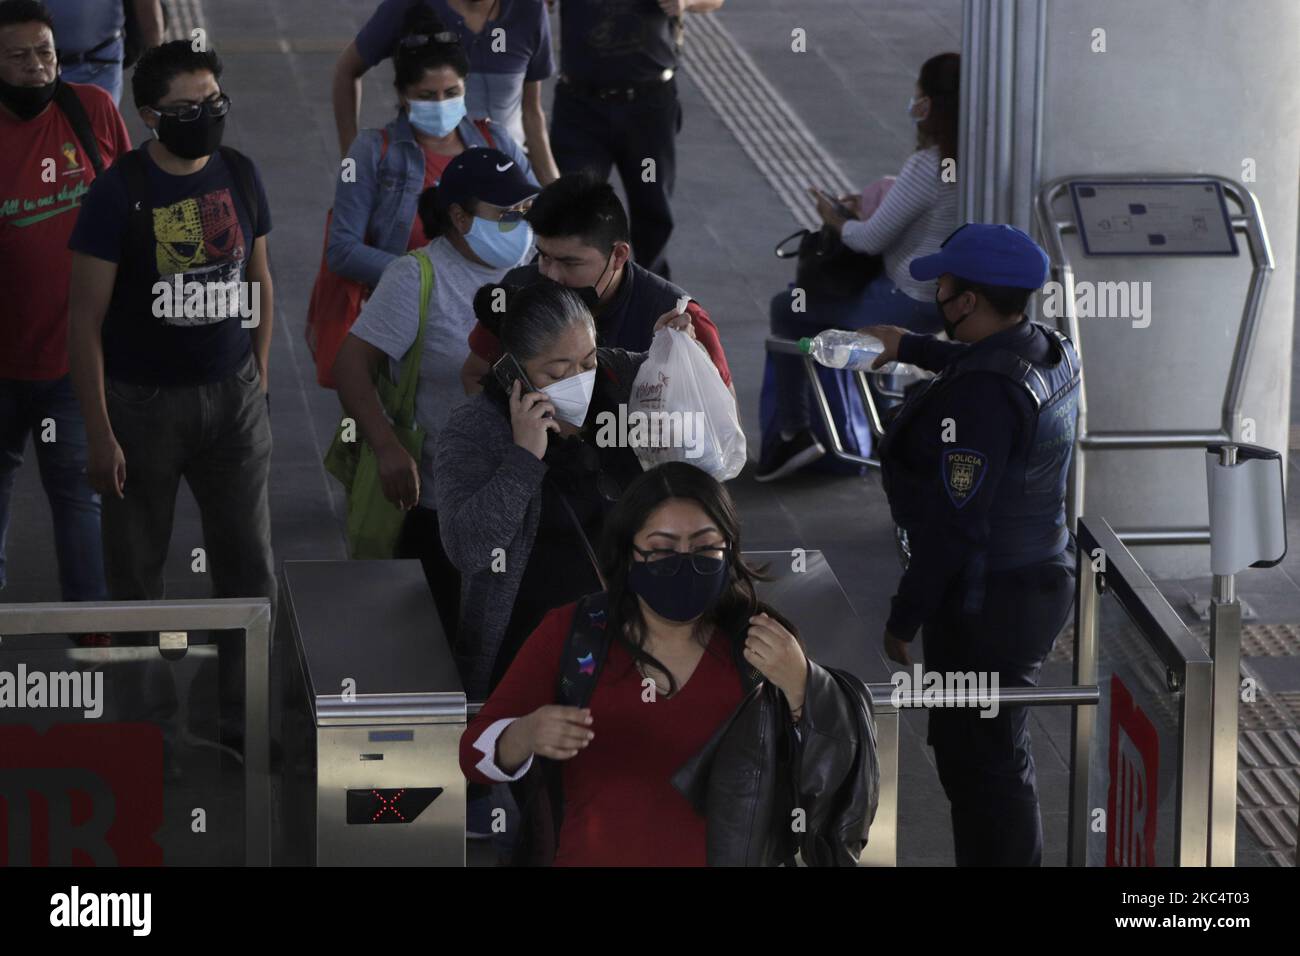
[459,461,810,866]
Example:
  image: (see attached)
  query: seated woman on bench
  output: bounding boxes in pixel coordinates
[759,52,961,482]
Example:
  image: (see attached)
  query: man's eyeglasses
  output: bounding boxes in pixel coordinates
[151,93,231,123]
[632,545,730,577]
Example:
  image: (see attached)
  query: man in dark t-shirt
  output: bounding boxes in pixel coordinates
[549,0,725,281]
[67,40,276,624]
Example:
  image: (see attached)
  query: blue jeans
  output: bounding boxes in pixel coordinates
[59,58,123,104]
[768,273,944,435]
[0,376,108,600]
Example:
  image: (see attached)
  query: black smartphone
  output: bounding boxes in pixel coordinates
[492,353,537,396]
[815,187,856,220]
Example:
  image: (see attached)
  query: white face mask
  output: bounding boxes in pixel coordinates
[908,95,929,124]
[541,367,596,427]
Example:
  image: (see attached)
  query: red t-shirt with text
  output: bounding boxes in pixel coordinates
[0,83,131,379]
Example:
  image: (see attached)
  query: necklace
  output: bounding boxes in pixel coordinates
[634,659,671,698]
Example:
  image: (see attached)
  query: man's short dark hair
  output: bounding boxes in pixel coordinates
[132,39,223,109]
[952,277,1036,318]
[525,172,629,254]
[0,0,54,33]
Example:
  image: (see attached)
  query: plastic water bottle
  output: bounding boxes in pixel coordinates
[798,330,914,374]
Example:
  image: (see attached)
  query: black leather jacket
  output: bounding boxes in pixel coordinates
[672,660,880,866]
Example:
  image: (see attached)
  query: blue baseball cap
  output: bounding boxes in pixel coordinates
[909,223,1050,289]
[435,147,538,210]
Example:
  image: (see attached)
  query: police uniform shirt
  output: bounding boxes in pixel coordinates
[883,319,1059,641]
[558,0,678,86]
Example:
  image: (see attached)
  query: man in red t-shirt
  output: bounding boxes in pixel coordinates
[458,173,736,404]
[0,0,130,601]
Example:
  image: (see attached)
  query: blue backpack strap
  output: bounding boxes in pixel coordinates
[557,592,613,708]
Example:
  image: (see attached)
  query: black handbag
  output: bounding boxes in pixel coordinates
[775,225,884,300]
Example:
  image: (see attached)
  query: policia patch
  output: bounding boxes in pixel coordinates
[942,449,987,508]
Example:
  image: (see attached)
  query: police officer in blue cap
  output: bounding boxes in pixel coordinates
[864,222,1081,867]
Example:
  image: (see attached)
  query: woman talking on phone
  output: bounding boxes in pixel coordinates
[434,280,697,702]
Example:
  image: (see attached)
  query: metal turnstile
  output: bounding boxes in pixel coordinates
[1034,174,1274,546]
[279,560,465,866]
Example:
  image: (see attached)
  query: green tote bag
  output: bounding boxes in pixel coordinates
[324,249,434,559]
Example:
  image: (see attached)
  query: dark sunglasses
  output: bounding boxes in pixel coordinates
[151,93,231,123]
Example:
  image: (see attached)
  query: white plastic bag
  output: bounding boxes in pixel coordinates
[626,327,746,480]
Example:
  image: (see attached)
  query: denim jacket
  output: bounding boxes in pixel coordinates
[327,110,535,288]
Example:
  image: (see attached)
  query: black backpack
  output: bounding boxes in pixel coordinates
[53,83,103,176]
[507,592,765,866]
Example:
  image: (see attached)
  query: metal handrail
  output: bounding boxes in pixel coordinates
[764,335,895,469]
[1033,174,1274,547]
[868,684,1099,709]
[467,683,1099,719]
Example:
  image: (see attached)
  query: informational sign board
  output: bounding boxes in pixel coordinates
[1070,180,1238,256]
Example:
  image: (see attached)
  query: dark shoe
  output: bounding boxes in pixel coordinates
[755,430,825,482]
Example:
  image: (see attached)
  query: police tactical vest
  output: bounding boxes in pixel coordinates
[881,323,1081,572]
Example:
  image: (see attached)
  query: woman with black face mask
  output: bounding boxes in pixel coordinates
[458,461,813,866]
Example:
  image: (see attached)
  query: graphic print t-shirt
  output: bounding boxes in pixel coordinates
[0,83,131,379]
[68,144,272,386]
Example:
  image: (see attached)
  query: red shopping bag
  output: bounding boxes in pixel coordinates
[305,208,369,389]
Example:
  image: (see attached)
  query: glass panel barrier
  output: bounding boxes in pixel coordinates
[1071,518,1213,867]
[0,601,271,866]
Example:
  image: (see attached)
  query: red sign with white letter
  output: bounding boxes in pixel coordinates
[1106,674,1160,866]
[0,723,163,865]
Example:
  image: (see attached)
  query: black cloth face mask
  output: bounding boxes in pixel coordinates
[575,250,616,313]
[627,553,729,623]
[0,75,57,121]
[936,289,973,339]
[154,109,226,159]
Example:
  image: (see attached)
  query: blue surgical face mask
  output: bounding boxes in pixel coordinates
[407,95,466,137]
[465,216,534,269]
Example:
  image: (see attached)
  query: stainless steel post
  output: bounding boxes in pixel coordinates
[1208,444,1241,866]
[858,706,899,867]
[1069,538,1100,866]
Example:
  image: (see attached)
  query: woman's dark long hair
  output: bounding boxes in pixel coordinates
[393,4,469,93]
[916,52,960,164]
[597,462,800,697]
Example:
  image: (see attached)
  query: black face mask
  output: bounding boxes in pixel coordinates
[0,75,57,121]
[155,109,226,159]
[575,250,615,313]
[627,553,729,624]
[936,289,972,339]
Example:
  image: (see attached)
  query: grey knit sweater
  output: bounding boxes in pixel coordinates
[434,348,643,700]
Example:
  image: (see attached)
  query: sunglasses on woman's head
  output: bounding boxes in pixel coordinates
[398,31,458,49]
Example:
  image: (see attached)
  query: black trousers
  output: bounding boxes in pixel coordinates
[549,79,681,280]
[397,507,461,651]
[920,548,1076,866]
